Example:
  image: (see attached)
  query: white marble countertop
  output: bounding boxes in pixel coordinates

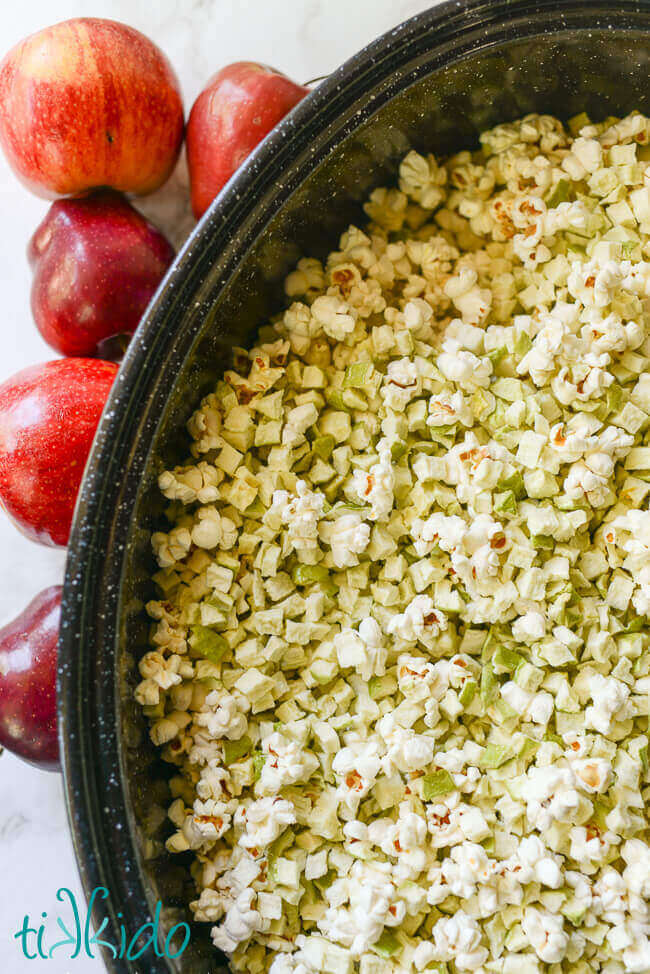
[0,0,438,969]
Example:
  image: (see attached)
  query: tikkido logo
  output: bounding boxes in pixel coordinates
[13,887,191,962]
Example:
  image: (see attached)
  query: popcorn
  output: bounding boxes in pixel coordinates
[512,610,546,643]
[524,766,582,830]
[318,512,370,568]
[399,150,447,209]
[211,888,263,953]
[585,673,631,734]
[517,307,576,386]
[622,838,650,898]
[367,802,428,878]
[151,525,192,567]
[237,797,296,851]
[334,617,387,680]
[311,294,355,341]
[397,654,447,699]
[436,841,493,898]
[259,731,319,795]
[350,446,395,520]
[569,825,616,866]
[159,461,222,505]
[567,258,623,308]
[385,594,447,645]
[333,741,382,810]
[437,338,492,391]
[195,690,248,741]
[564,460,611,507]
[572,757,613,794]
[509,835,563,889]
[139,109,650,974]
[183,798,234,846]
[571,136,603,172]
[318,861,406,956]
[381,357,421,410]
[190,507,238,550]
[412,511,466,558]
[593,866,627,924]
[378,713,436,773]
[581,310,644,355]
[623,932,650,974]
[521,907,569,963]
[268,480,325,552]
[403,297,434,334]
[427,389,474,428]
[444,266,492,324]
[431,911,489,970]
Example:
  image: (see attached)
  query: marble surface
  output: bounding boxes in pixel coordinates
[0,0,439,969]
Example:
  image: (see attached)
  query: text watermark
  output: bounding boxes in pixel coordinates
[14,887,190,962]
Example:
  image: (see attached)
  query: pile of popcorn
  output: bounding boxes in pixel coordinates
[137,110,650,974]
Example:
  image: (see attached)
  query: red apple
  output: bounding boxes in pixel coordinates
[28,191,175,358]
[0,18,184,198]
[0,586,61,771]
[0,358,118,547]
[187,61,309,218]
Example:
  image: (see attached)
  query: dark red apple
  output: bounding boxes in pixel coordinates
[28,191,175,357]
[187,61,309,218]
[0,358,118,547]
[0,586,61,771]
[0,18,184,198]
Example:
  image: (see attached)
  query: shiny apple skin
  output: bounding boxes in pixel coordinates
[0,359,118,547]
[187,61,309,218]
[0,586,61,771]
[0,18,184,198]
[28,191,175,357]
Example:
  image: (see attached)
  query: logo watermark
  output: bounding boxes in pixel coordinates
[14,887,190,962]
